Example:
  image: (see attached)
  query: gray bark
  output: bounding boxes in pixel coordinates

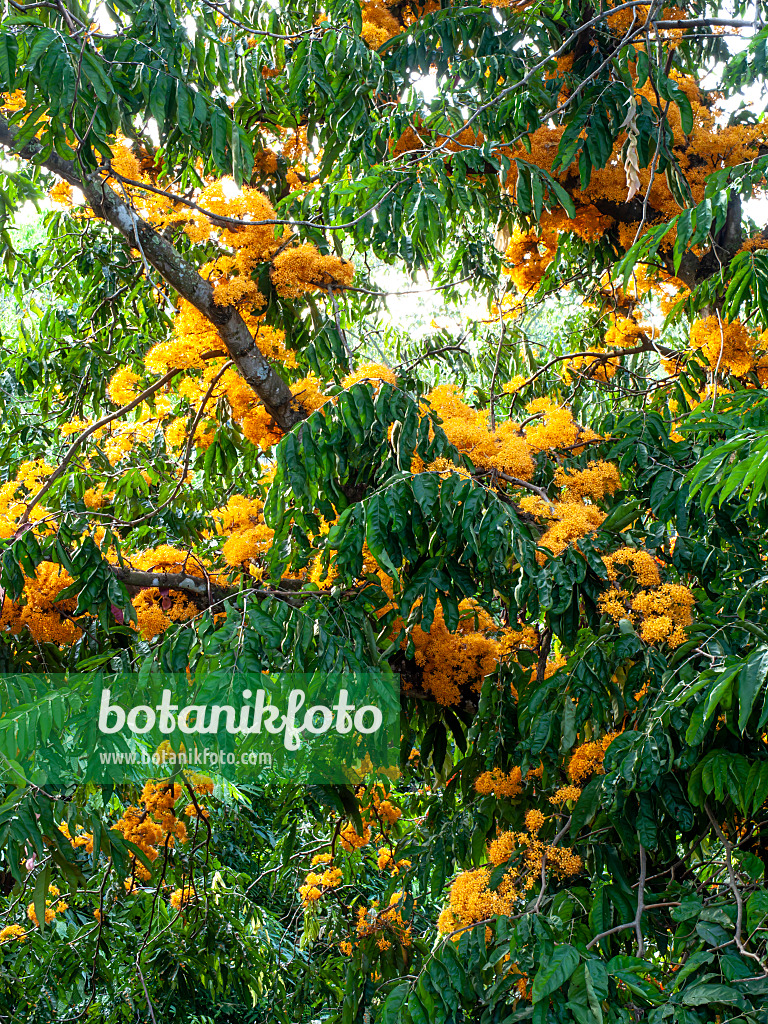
[0,117,305,432]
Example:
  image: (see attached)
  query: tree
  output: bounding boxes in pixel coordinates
[0,0,767,1019]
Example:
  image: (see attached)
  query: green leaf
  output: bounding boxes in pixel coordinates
[571,776,603,837]
[210,106,229,172]
[365,495,398,576]
[685,666,740,745]
[532,945,580,1003]
[33,862,51,935]
[681,983,749,1009]
[585,959,609,1024]
[649,470,674,513]
[381,982,410,1024]
[413,472,439,514]
[738,646,768,732]
[0,34,17,90]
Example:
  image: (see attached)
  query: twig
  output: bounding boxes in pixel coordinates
[492,471,554,507]
[17,367,184,528]
[712,309,726,407]
[113,361,233,528]
[328,287,353,372]
[101,164,402,235]
[635,844,647,955]
[705,802,768,973]
[489,287,507,432]
[534,817,572,913]
[134,957,158,1024]
[586,900,679,949]
[400,344,470,371]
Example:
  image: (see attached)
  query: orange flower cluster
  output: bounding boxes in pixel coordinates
[107,367,142,405]
[424,384,533,479]
[514,73,762,245]
[270,244,355,300]
[214,493,274,571]
[182,771,215,816]
[604,547,661,587]
[604,314,649,350]
[0,924,26,943]
[131,589,198,640]
[410,601,536,706]
[525,398,602,452]
[689,316,763,379]
[422,388,600,485]
[27,884,68,927]
[70,140,353,461]
[307,519,341,591]
[340,784,402,852]
[169,884,196,909]
[484,70,766,391]
[1,89,49,138]
[438,814,582,936]
[140,300,297,452]
[0,459,55,539]
[377,847,412,873]
[567,732,621,785]
[360,0,401,48]
[476,763,544,797]
[58,821,94,853]
[515,456,620,564]
[125,545,218,639]
[0,561,81,645]
[342,362,397,392]
[114,781,188,881]
[187,176,286,264]
[553,460,621,503]
[360,0,441,49]
[400,0,440,24]
[299,853,344,905]
[560,349,619,385]
[339,821,372,850]
[503,226,558,295]
[481,0,535,9]
[292,373,331,414]
[521,497,605,562]
[598,547,694,647]
[355,892,412,952]
[474,766,524,798]
[549,784,583,804]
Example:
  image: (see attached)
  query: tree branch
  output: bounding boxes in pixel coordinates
[635,844,647,955]
[113,360,233,528]
[534,816,571,912]
[652,17,755,27]
[705,802,768,974]
[0,116,304,433]
[108,567,354,609]
[109,567,235,607]
[585,900,679,949]
[17,366,184,529]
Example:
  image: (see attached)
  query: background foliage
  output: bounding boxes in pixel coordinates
[0,0,767,1020]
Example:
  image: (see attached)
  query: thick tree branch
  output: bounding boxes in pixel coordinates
[109,567,321,609]
[110,567,235,607]
[0,117,304,433]
[677,193,746,289]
